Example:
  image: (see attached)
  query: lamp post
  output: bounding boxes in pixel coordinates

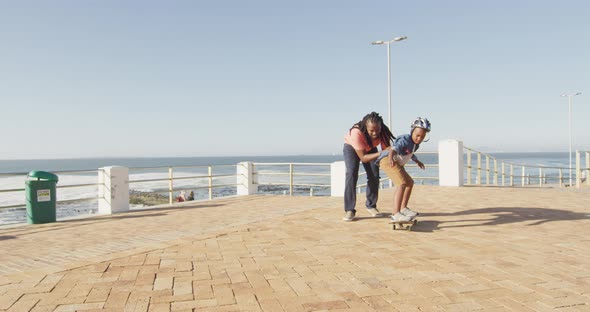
[560,92,581,186]
[371,36,407,129]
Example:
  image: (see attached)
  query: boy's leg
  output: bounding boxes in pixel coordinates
[401,185,413,209]
[400,168,414,208]
[343,144,360,214]
[397,167,419,218]
[363,147,380,209]
[378,158,406,218]
[394,185,405,215]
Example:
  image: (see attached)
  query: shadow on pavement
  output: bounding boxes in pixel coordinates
[414,207,590,232]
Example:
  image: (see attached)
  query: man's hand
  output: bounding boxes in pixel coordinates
[388,149,397,167]
[415,159,425,170]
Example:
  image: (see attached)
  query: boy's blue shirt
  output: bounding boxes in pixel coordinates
[377,134,420,164]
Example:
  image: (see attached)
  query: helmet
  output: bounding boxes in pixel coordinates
[411,117,431,132]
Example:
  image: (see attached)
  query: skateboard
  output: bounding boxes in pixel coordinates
[390,219,417,231]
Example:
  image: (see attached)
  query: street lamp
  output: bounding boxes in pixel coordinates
[371,36,407,129]
[560,92,582,186]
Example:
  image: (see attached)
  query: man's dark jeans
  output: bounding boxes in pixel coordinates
[343,143,380,213]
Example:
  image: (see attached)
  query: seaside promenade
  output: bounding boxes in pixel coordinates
[0,186,589,311]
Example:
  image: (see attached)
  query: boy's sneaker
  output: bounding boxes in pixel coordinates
[342,211,355,222]
[391,212,413,222]
[366,208,382,217]
[401,207,419,218]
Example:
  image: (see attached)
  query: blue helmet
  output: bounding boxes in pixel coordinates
[411,117,431,132]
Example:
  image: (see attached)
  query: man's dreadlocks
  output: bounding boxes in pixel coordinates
[350,112,395,147]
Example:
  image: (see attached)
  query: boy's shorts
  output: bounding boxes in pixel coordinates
[379,158,414,186]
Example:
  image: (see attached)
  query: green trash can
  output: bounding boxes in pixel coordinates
[25,171,59,224]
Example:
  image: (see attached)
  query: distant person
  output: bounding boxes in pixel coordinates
[342,112,395,221]
[377,117,431,222]
[187,190,195,201]
[176,191,186,202]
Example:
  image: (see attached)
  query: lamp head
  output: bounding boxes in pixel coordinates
[393,36,407,41]
[561,92,582,97]
[371,40,384,45]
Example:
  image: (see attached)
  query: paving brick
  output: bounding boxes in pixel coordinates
[258,298,284,312]
[30,304,58,312]
[104,290,130,308]
[0,292,23,310]
[147,303,170,312]
[53,302,104,311]
[6,296,39,312]
[212,284,235,306]
[235,294,261,311]
[193,282,213,299]
[153,277,173,291]
[124,297,149,312]
[85,287,110,303]
[302,299,349,311]
[150,294,193,304]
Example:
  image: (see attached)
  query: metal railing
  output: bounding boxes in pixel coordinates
[0,162,335,212]
[356,151,439,192]
[463,147,587,188]
[128,164,238,204]
[252,162,331,196]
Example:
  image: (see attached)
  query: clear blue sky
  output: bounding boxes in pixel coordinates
[1,0,588,159]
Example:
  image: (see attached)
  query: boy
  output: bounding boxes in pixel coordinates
[377,117,431,222]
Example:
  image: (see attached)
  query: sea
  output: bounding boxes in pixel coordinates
[0,152,581,225]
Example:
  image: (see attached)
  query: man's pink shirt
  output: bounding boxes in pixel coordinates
[344,128,385,152]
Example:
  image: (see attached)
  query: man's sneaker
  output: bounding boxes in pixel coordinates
[342,211,355,222]
[401,207,419,218]
[366,208,382,217]
[391,212,413,222]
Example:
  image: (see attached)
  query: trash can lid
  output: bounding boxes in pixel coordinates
[28,171,59,182]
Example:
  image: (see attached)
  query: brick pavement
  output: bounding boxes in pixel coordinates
[0,186,589,311]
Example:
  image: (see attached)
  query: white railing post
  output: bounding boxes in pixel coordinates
[331,161,345,197]
[467,150,472,185]
[208,166,213,200]
[494,159,498,185]
[510,164,514,186]
[98,166,129,215]
[486,156,490,185]
[438,140,464,187]
[586,152,590,186]
[477,153,482,185]
[237,162,257,195]
[501,162,505,186]
[522,166,526,187]
[289,164,294,196]
[168,167,174,204]
[576,151,582,188]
